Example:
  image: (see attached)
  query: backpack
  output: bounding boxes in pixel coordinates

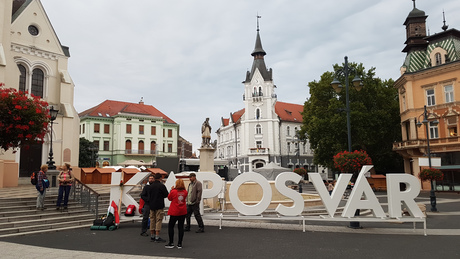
[30,171,39,185]
[124,205,136,216]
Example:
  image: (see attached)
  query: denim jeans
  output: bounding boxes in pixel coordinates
[57,185,71,207]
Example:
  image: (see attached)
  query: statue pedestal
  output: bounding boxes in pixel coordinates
[199,147,215,172]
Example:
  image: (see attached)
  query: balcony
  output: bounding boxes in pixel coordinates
[393,136,460,155]
[249,148,269,155]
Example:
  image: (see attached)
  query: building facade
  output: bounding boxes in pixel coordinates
[393,3,460,191]
[216,28,321,175]
[79,100,180,167]
[0,0,80,183]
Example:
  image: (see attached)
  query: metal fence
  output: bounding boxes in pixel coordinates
[71,178,100,219]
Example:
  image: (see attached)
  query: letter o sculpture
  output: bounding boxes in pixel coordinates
[229,172,272,216]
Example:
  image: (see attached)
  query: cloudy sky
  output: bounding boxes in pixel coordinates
[42,0,460,153]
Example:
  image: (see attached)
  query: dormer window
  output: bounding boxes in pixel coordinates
[435,53,442,66]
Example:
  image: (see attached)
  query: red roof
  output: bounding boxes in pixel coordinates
[79,100,176,124]
[274,101,303,122]
[221,101,303,125]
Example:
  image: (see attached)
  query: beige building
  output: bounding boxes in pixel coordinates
[393,3,460,191]
[0,0,80,186]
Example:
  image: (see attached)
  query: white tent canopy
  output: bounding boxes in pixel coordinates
[253,162,292,180]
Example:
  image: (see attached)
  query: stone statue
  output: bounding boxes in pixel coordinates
[201,117,212,147]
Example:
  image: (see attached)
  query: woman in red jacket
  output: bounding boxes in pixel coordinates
[165,179,188,249]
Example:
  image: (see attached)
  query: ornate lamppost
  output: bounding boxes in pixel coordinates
[47,106,59,170]
[293,131,303,193]
[331,56,363,229]
[416,105,439,212]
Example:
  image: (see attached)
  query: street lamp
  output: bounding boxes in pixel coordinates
[331,56,363,229]
[331,56,363,152]
[416,105,439,212]
[294,131,302,193]
[47,106,59,170]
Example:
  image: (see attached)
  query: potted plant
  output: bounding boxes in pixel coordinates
[419,168,444,182]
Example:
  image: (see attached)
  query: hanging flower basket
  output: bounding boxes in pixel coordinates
[419,168,443,181]
[333,150,372,173]
[293,168,307,175]
[0,83,50,151]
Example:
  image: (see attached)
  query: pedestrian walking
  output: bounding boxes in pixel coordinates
[165,179,188,249]
[56,163,74,211]
[140,174,154,236]
[149,173,169,242]
[36,164,48,210]
[185,173,204,233]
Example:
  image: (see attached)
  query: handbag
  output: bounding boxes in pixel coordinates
[43,179,50,188]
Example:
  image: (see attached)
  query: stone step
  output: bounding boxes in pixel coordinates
[0,201,83,211]
[0,214,94,230]
[0,207,90,220]
[0,223,95,238]
[0,218,94,236]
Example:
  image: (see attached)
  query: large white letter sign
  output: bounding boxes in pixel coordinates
[309,172,352,217]
[197,172,224,199]
[274,172,304,216]
[229,172,272,216]
[110,172,149,216]
[164,172,177,207]
[387,174,424,218]
[342,165,386,218]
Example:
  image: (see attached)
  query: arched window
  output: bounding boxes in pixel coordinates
[258,87,262,96]
[150,141,156,154]
[287,126,291,136]
[256,108,260,119]
[435,53,442,66]
[18,64,27,92]
[31,68,44,98]
[256,124,262,134]
[125,140,132,154]
[138,140,144,154]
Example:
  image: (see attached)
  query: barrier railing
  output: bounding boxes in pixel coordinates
[71,178,100,219]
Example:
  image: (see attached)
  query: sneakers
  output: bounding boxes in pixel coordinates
[177,244,182,249]
[195,228,204,233]
[140,232,149,237]
[154,237,167,243]
[165,243,175,249]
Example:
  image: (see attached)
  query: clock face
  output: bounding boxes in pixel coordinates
[28,25,39,36]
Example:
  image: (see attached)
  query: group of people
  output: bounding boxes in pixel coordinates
[140,172,204,249]
[35,163,75,211]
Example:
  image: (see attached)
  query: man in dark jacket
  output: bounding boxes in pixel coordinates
[140,174,154,236]
[148,173,169,242]
[185,173,204,233]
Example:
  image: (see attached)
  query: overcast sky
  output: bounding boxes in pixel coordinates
[42,0,460,153]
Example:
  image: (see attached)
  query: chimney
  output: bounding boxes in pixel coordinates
[139,97,144,105]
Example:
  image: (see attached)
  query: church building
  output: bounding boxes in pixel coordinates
[0,0,80,186]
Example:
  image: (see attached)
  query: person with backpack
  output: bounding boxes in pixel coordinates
[36,165,49,211]
[56,163,74,211]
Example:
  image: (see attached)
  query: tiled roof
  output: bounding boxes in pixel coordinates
[79,100,176,124]
[221,102,303,125]
[275,101,303,122]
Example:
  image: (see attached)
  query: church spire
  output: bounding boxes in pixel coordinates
[442,10,449,31]
[251,15,266,58]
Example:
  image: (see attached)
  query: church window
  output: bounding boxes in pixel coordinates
[259,87,263,96]
[31,68,44,98]
[256,108,260,119]
[435,53,442,66]
[18,64,27,92]
[256,124,262,134]
[445,85,454,103]
[287,126,291,136]
[256,141,262,149]
[287,142,291,153]
[426,89,435,106]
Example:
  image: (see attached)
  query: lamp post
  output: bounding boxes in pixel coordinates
[294,131,302,193]
[47,106,59,170]
[331,56,363,229]
[416,105,439,212]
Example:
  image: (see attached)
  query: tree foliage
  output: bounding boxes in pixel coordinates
[79,137,98,167]
[300,63,403,173]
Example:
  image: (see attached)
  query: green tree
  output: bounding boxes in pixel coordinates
[79,137,98,167]
[300,63,403,173]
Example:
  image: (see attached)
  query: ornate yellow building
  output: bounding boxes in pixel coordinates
[393,3,460,191]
